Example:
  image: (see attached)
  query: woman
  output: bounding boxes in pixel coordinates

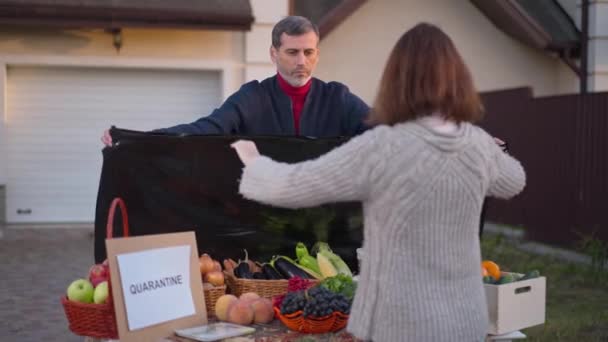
[231,23,525,341]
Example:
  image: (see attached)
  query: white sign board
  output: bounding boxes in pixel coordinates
[116,245,195,331]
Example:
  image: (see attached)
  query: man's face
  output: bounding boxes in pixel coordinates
[270,31,319,87]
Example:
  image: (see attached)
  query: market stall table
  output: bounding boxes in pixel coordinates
[83,319,526,342]
[83,318,362,342]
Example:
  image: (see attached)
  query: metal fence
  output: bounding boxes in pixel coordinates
[479,87,608,247]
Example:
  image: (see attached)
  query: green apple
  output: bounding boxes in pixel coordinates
[66,279,94,303]
[93,281,109,304]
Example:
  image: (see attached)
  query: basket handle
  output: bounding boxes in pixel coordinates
[106,198,130,239]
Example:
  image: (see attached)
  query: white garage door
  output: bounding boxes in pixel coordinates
[6,66,221,223]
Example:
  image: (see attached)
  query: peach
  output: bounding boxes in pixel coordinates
[226,299,254,325]
[250,298,274,324]
[239,292,260,304]
[214,294,238,321]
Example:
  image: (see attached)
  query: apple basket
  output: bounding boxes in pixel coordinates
[61,198,129,339]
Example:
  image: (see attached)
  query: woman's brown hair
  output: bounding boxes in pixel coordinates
[368,23,483,126]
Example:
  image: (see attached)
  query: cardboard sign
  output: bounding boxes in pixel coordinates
[106,231,206,341]
[117,245,195,330]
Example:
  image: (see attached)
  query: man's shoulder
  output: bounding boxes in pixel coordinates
[235,75,279,95]
[312,78,350,93]
[238,79,264,93]
[228,77,275,103]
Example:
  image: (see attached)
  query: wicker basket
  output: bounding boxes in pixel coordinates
[273,306,349,333]
[224,272,290,299]
[203,285,226,317]
[61,198,129,339]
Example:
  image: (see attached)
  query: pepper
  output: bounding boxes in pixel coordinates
[295,242,321,275]
[295,242,309,260]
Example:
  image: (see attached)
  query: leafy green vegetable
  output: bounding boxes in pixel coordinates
[319,274,357,300]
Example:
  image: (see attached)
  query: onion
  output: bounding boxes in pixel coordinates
[204,271,225,286]
[199,253,216,275]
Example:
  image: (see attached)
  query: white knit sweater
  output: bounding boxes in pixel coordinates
[238,121,526,341]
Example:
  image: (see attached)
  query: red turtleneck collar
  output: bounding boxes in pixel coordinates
[277,73,312,135]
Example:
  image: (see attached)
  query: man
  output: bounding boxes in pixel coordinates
[101,16,369,145]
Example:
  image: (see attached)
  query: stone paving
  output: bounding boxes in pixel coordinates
[0,226,95,342]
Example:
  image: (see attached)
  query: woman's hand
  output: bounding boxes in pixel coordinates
[493,137,508,152]
[230,140,260,166]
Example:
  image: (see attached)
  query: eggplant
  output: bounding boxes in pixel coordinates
[261,263,284,280]
[272,256,313,279]
[252,272,266,279]
[234,249,253,279]
[234,262,252,278]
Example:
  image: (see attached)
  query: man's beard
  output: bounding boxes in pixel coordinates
[287,70,311,87]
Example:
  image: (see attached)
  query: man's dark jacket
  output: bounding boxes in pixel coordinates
[157,75,370,137]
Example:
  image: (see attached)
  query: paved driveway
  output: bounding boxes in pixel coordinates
[0,226,95,341]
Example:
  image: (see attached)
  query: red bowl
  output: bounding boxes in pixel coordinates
[273,306,349,334]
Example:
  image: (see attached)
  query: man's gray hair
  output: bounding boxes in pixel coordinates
[272,16,319,48]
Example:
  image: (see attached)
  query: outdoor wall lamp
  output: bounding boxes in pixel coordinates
[106,28,122,52]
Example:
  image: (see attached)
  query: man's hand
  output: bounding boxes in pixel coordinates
[231,140,260,166]
[101,129,112,146]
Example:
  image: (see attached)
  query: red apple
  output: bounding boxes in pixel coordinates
[101,259,110,277]
[89,264,108,287]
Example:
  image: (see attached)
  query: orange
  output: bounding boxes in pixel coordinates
[481,266,489,277]
[482,260,501,281]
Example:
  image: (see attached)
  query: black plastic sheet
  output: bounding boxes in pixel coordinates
[94,128,363,271]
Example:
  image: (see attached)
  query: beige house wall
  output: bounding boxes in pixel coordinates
[0,28,246,186]
[315,0,579,105]
[246,0,288,81]
[0,27,245,61]
[589,0,608,91]
[0,0,292,188]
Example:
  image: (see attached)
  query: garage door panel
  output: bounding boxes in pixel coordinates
[6,66,221,223]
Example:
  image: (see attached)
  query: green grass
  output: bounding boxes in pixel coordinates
[481,233,608,342]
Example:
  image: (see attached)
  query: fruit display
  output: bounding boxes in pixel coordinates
[65,259,111,305]
[214,292,275,325]
[272,276,355,334]
[67,279,95,304]
[93,281,110,304]
[481,260,540,285]
[280,285,352,317]
[199,253,225,287]
[88,259,109,287]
